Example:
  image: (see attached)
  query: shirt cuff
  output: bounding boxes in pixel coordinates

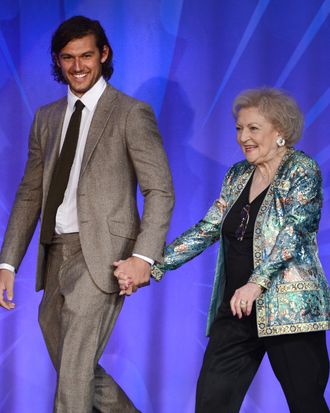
[0,263,16,274]
[132,254,154,266]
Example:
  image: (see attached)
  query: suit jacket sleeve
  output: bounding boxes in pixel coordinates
[0,111,43,270]
[125,102,175,262]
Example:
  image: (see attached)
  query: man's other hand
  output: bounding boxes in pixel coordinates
[0,269,15,310]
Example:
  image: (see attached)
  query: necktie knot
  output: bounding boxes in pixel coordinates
[75,100,85,112]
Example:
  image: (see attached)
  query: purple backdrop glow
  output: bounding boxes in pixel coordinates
[0,1,329,412]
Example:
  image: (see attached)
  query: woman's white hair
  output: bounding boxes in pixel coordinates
[232,88,304,146]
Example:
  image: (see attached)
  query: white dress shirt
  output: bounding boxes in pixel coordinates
[55,76,106,234]
[1,77,153,273]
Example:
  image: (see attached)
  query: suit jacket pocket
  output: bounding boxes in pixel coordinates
[107,218,138,240]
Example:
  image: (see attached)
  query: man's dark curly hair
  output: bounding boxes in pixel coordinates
[51,16,114,83]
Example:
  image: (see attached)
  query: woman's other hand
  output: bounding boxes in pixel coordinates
[230,282,263,318]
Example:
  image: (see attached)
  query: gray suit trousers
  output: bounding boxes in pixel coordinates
[38,233,139,413]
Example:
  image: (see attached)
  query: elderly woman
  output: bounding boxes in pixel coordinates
[118,88,329,412]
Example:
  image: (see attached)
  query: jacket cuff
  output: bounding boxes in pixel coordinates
[248,274,271,290]
[151,265,164,281]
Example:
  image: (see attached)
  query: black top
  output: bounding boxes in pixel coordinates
[220,174,269,310]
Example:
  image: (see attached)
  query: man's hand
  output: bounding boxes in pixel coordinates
[0,269,15,310]
[113,256,151,296]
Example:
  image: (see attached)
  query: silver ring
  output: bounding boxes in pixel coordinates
[240,300,247,306]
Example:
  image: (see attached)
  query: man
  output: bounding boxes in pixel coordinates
[0,16,174,412]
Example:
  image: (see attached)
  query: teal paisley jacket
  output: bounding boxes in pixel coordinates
[152,149,330,337]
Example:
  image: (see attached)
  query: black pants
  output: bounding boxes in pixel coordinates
[196,310,329,413]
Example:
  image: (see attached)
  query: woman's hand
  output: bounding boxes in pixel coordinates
[230,282,263,318]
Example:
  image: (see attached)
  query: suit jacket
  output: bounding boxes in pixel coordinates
[0,84,175,293]
[152,149,330,337]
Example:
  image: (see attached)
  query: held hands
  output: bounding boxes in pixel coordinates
[0,269,15,310]
[230,282,263,319]
[113,256,151,296]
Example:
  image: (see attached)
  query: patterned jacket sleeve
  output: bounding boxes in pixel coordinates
[151,199,225,280]
[150,165,236,280]
[249,159,322,289]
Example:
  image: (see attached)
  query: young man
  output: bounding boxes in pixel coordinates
[0,16,174,412]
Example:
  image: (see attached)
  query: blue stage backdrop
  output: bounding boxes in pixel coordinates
[0,1,329,412]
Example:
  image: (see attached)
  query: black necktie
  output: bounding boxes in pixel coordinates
[40,100,85,244]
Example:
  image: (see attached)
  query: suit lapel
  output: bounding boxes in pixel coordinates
[80,85,118,177]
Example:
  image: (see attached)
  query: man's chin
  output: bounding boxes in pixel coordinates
[69,84,90,97]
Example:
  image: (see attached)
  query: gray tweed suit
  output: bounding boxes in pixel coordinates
[0,84,174,412]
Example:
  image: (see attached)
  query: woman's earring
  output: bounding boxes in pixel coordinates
[276,136,285,147]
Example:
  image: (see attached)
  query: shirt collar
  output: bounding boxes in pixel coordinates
[67,77,107,112]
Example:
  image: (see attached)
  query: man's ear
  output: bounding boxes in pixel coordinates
[53,53,61,67]
[101,46,109,63]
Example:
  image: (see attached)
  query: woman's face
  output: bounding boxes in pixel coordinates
[236,107,281,165]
